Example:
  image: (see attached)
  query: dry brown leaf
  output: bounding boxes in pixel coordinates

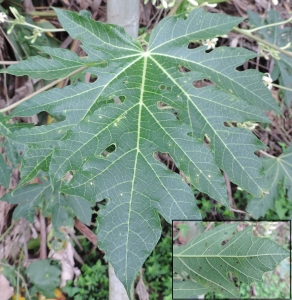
[0,274,14,300]
[136,269,149,300]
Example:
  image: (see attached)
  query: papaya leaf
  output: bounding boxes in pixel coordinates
[2,7,280,295]
[246,143,292,219]
[173,223,289,298]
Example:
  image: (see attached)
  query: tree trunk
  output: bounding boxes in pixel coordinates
[107,0,140,38]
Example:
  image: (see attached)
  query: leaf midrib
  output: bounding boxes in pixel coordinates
[174,254,285,257]
[150,55,262,196]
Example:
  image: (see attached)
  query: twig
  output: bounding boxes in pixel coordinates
[0,262,32,300]
[74,218,97,247]
[233,27,292,59]
[223,172,234,208]
[39,210,47,259]
[0,65,88,113]
[0,27,22,60]
[259,150,276,158]
[0,61,19,65]
[19,219,29,264]
[272,83,292,92]
[247,17,292,33]
[6,19,65,32]
[204,222,214,232]
[0,52,10,104]
[230,208,247,214]
[167,0,183,16]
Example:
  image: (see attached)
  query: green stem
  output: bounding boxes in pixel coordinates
[167,0,184,16]
[0,222,14,242]
[247,17,292,33]
[272,83,292,92]
[28,10,58,17]
[6,20,65,32]
[0,65,88,114]
[233,27,292,59]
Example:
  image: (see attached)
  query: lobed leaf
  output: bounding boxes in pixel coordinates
[2,7,281,295]
[173,223,289,298]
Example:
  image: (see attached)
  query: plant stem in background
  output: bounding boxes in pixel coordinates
[233,27,292,58]
[246,17,292,33]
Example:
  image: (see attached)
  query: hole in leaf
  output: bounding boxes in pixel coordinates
[107,95,126,105]
[39,112,66,125]
[157,101,173,111]
[154,152,179,173]
[178,65,190,73]
[188,42,201,49]
[102,144,116,157]
[193,79,216,89]
[154,152,191,186]
[204,134,210,148]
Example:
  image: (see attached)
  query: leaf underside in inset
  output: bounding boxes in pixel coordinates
[3,7,280,295]
[173,223,289,298]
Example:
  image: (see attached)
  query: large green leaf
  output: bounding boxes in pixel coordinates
[2,7,280,295]
[173,223,289,298]
[246,143,292,219]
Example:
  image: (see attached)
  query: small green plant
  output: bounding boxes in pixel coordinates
[64,260,109,300]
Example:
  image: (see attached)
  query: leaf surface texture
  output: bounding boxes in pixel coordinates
[173,223,289,298]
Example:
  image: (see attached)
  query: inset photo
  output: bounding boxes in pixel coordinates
[173,221,291,299]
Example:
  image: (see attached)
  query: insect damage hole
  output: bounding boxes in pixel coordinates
[102,144,116,157]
